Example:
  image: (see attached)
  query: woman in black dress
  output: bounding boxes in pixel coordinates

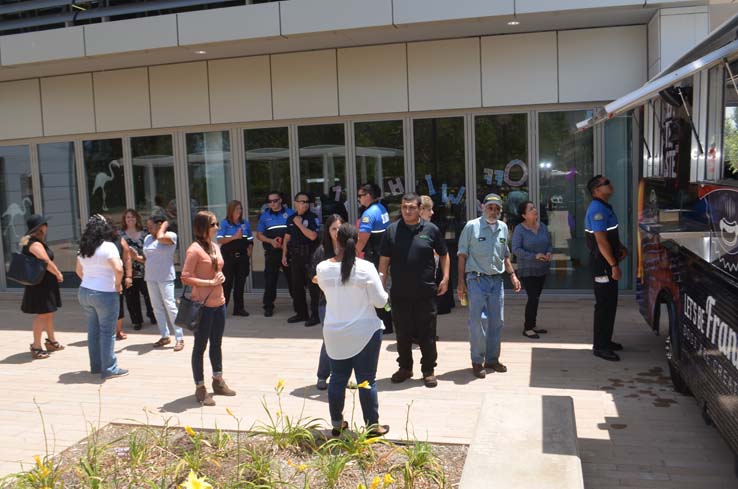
[21,214,64,359]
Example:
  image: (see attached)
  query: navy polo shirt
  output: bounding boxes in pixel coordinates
[257,206,294,251]
[585,198,623,276]
[359,202,390,266]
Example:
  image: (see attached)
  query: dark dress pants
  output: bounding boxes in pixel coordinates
[262,249,294,312]
[223,252,250,313]
[520,275,546,331]
[289,253,320,319]
[593,277,619,351]
[124,277,155,324]
[391,294,438,375]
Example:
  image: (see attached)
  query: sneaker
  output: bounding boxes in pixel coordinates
[390,368,413,383]
[287,314,307,324]
[212,377,236,396]
[422,372,438,388]
[472,363,486,378]
[104,369,129,380]
[195,385,216,406]
[484,361,508,373]
[316,378,328,391]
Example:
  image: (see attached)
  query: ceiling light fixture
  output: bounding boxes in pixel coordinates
[507,19,520,26]
[194,50,207,55]
[508,2,520,26]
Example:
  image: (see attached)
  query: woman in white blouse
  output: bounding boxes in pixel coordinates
[316,223,389,438]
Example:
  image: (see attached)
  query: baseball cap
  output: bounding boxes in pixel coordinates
[483,193,503,207]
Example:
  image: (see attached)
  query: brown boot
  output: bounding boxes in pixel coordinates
[195,385,216,406]
[472,363,486,379]
[212,378,236,396]
[391,368,413,383]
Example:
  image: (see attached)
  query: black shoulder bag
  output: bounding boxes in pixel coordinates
[7,252,47,286]
[175,285,214,332]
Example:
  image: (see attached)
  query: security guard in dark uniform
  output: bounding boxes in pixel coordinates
[282,192,321,326]
[256,191,295,317]
[585,175,628,362]
[217,200,253,317]
[356,183,394,334]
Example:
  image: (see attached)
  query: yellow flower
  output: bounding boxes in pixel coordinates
[357,484,366,489]
[276,379,285,393]
[287,459,294,467]
[275,410,282,418]
[383,473,396,487]
[297,463,308,472]
[184,425,197,437]
[357,380,371,389]
[370,476,381,489]
[34,455,42,468]
[180,469,212,489]
[226,407,235,417]
[363,436,383,445]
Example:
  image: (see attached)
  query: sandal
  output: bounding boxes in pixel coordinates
[44,338,65,352]
[331,420,349,437]
[522,330,540,339]
[115,332,127,341]
[153,337,171,347]
[367,424,390,438]
[173,340,185,352]
[30,345,50,360]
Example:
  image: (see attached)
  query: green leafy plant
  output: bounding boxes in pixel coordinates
[251,380,321,450]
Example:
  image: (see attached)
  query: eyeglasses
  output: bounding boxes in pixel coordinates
[594,179,611,189]
[209,222,219,228]
[267,198,281,203]
[357,193,367,198]
[295,200,309,204]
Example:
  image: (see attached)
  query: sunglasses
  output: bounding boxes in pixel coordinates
[357,193,368,198]
[295,200,309,204]
[267,198,281,203]
[209,222,219,228]
[594,178,611,189]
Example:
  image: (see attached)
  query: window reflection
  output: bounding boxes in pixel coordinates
[39,142,80,286]
[355,120,404,221]
[187,131,232,222]
[298,124,348,222]
[84,139,125,225]
[0,145,33,286]
[132,135,177,229]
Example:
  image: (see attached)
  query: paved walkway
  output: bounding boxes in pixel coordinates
[0,292,735,488]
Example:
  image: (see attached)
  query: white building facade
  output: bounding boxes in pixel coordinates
[0,0,733,290]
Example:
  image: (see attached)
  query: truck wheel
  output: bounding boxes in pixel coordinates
[663,300,691,396]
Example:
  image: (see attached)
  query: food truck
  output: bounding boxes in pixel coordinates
[579,15,738,469]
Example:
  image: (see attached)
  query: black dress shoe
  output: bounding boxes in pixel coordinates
[264,309,273,317]
[133,323,143,331]
[287,314,306,324]
[593,349,620,361]
[384,327,394,335]
[305,317,320,327]
[149,316,157,325]
[608,341,623,351]
[234,310,250,317]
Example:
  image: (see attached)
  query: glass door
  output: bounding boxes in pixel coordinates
[0,145,34,287]
[413,116,465,308]
[537,110,594,289]
[298,124,348,222]
[244,127,291,289]
[354,120,405,221]
[186,131,233,222]
[83,138,125,224]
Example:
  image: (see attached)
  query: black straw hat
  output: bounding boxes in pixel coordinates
[26,214,49,235]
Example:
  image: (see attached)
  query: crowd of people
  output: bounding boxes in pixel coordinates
[17,174,627,436]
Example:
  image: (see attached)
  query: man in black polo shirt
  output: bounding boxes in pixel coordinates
[282,192,321,327]
[379,193,450,388]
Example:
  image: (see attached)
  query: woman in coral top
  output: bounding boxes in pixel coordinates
[181,211,236,406]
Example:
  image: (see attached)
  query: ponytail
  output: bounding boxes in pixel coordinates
[337,223,358,284]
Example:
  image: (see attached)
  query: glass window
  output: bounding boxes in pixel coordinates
[187,131,232,222]
[84,138,125,224]
[298,124,347,222]
[245,127,291,289]
[655,81,693,180]
[39,142,80,286]
[132,135,177,228]
[0,145,34,286]
[538,110,594,289]
[705,65,723,182]
[475,114,529,228]
[722,61,738,182]
[354,120,405,221]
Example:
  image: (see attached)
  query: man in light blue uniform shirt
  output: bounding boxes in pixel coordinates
[457,193,521,379]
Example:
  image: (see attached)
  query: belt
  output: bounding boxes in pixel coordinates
[466,271,502,278]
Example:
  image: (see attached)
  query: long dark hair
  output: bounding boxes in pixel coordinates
[192,211,218,271]
[517,200,535,219]
[321,214,344,259]
[79,215,116,258]
[225,200,243,225]
[336,223,358,284]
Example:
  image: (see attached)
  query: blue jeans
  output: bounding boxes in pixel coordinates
[147,280,183,341]
[466,274,504,365]
[328,329,382,428]
[317,304,331,380]
[78,287,121,378]
[191,304,226,385]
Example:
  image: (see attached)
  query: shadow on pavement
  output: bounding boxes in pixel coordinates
[117,343,154,356]
[0,351,34,364]
[158,395,201,414]
[58,371,103,385]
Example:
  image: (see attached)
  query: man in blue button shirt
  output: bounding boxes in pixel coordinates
[356,183,393,334]
[255,191,295,317]
[585,175,628,362]
[457,193,521,379]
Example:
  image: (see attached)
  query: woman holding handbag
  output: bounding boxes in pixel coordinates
[20,214,64,359]
[181,211,236,406]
